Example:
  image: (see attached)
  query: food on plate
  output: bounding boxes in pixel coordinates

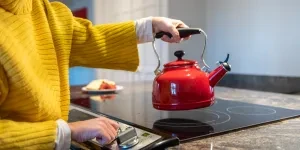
[99,81,116,90]
[86,79,117,90]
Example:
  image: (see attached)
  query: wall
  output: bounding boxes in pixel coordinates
[93,0,169,82]
[168,0,300,77]
[168,0,207,67]
[204,0,300,77]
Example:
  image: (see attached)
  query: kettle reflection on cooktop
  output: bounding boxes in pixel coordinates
[153,118,214,139]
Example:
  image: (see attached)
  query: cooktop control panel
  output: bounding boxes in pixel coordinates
[68,106,162,150]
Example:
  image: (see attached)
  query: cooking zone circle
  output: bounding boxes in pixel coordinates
[155,110,231,128]
[226,106,277,115]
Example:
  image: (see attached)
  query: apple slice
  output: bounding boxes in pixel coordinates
[99,82,110,90]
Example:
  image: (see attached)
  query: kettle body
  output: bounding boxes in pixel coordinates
[152,64,215,110]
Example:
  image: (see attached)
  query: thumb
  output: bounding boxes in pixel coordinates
[96,137,109,145]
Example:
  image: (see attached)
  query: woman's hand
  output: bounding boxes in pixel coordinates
[152,17,191,43]
[68,117,119,145]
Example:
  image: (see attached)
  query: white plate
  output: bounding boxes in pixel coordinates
[81,85,124,94]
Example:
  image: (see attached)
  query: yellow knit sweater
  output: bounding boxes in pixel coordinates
[0,0,139,149]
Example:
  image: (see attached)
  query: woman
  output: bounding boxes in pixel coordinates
[0,0,190,149]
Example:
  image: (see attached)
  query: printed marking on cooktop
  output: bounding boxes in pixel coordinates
[226,106,277,115]
[202,110,231,126]
[196,110,220,124]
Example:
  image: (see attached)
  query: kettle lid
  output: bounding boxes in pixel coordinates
[164,50,196,67]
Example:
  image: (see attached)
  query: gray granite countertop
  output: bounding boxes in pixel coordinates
[177,86,300,150]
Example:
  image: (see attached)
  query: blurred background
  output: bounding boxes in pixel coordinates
[53,0,300,94]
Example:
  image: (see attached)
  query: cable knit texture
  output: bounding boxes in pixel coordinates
[0,0,139,149]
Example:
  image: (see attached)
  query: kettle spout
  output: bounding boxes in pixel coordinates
[209,54,231,87]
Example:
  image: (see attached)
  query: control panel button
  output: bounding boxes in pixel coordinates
[117,127,139,149]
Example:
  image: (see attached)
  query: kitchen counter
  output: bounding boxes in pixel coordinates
[70,82,300,150]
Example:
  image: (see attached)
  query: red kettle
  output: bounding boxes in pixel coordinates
[151,28,231,111]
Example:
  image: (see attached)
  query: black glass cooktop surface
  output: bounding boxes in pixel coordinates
[150,99,300,141]
[71,85,300,142]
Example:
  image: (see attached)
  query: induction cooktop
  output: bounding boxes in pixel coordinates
[71,94,300,143]
[150,99,300,142]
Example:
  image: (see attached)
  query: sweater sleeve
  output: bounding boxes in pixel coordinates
[69,17,140,72]
[0,120,57,150]
[0,66,57,149]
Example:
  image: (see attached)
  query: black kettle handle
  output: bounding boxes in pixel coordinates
[155,28,202,39]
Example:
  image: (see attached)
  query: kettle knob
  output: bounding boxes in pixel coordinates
[174,50,185,60]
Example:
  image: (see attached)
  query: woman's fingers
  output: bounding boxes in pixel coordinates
[96,122,111,145]
[157,18,191,43]
[108,119,119,131]
[102,119,117,142]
